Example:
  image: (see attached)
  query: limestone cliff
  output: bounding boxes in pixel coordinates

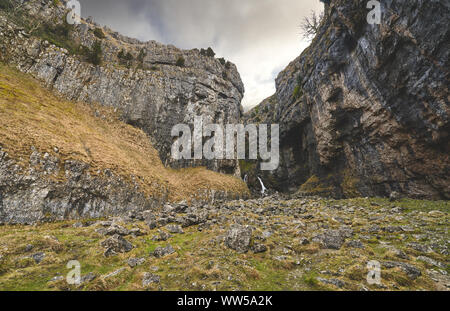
[246,0,449,199]
[0,0,244,176]
[0,0,249,224]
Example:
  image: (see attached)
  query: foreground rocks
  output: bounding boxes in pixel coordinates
[0,195,448,291]
[101,234,134,257]
[225,225,253,253]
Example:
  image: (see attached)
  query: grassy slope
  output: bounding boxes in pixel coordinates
[0,64,248,201]
[0,197,447,291]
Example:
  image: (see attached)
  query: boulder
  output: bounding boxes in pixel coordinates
[225,225,253,253]
[101,234,133,257]
[152,245,175,258]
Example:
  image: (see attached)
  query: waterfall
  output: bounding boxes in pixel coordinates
[243,174,248,183]
[257,177,268,195]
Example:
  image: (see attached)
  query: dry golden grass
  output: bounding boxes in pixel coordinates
[0,64,249,201]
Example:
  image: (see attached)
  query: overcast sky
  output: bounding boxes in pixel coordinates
[78,0,323,110]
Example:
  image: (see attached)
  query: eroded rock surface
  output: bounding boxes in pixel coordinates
[246,0,449,199]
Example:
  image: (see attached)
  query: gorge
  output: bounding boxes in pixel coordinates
[0,0,448,292]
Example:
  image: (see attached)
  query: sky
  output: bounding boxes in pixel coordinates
[78,0,324,110]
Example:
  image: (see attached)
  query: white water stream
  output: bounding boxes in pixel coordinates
[257,177,268,195]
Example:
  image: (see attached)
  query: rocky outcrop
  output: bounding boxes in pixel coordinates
[246,0,449,199]
[0,0,244,176]
[0,146,161,224]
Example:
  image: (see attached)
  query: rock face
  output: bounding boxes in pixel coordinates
[0,147,161,224]
[0,0,249,224]
[246,0,449,199]
[0,0,244,176]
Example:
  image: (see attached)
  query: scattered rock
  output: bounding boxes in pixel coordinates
[97,221,113,227]
[417,256,445,268]
[127,257,146,268]
[152,230,172,241]
[31,252,45,264]
[382,261,422,280]
[299,237,310,246]
[225,225,253,253]
[129,228,146,237]
[73,222,83,228]
[103,268,126,279]
[389,191,401,202]
[104,224,130,236]
[251,243,268,254]
[162,204,175,213]
[80,272,97,284]
[176,214,203,228]
[146,219,158,230]
[392,248,409,260]
[24,244,33,252]
[142,273,160,286]
[317,277,346,288]
[49,275,64,283]
[262,231,273,239]
[346,240,364,249]
[101,234,133,257]
[166,224,184,234]
[173,202,189,213]
[383,226,403,233]
[407,243,433,254]
[152,245,175,258]
[313,228,353,250]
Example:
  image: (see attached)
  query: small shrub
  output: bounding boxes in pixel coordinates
[125,52,133,61]
[176,56,185,67]
[0,0,13,10]
[292,74,303,99]
[118,49,134,67]
[200,47,216,58]
[137,49,146,63]
[33,22,79,54]
[83,40,102,65]
[218,57,226,66]
[93,28,106,39]
[206,47,215,57]
[293,85,302,99]
[118,49,125,59]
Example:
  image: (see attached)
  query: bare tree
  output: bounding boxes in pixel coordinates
[300,10,324,40]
